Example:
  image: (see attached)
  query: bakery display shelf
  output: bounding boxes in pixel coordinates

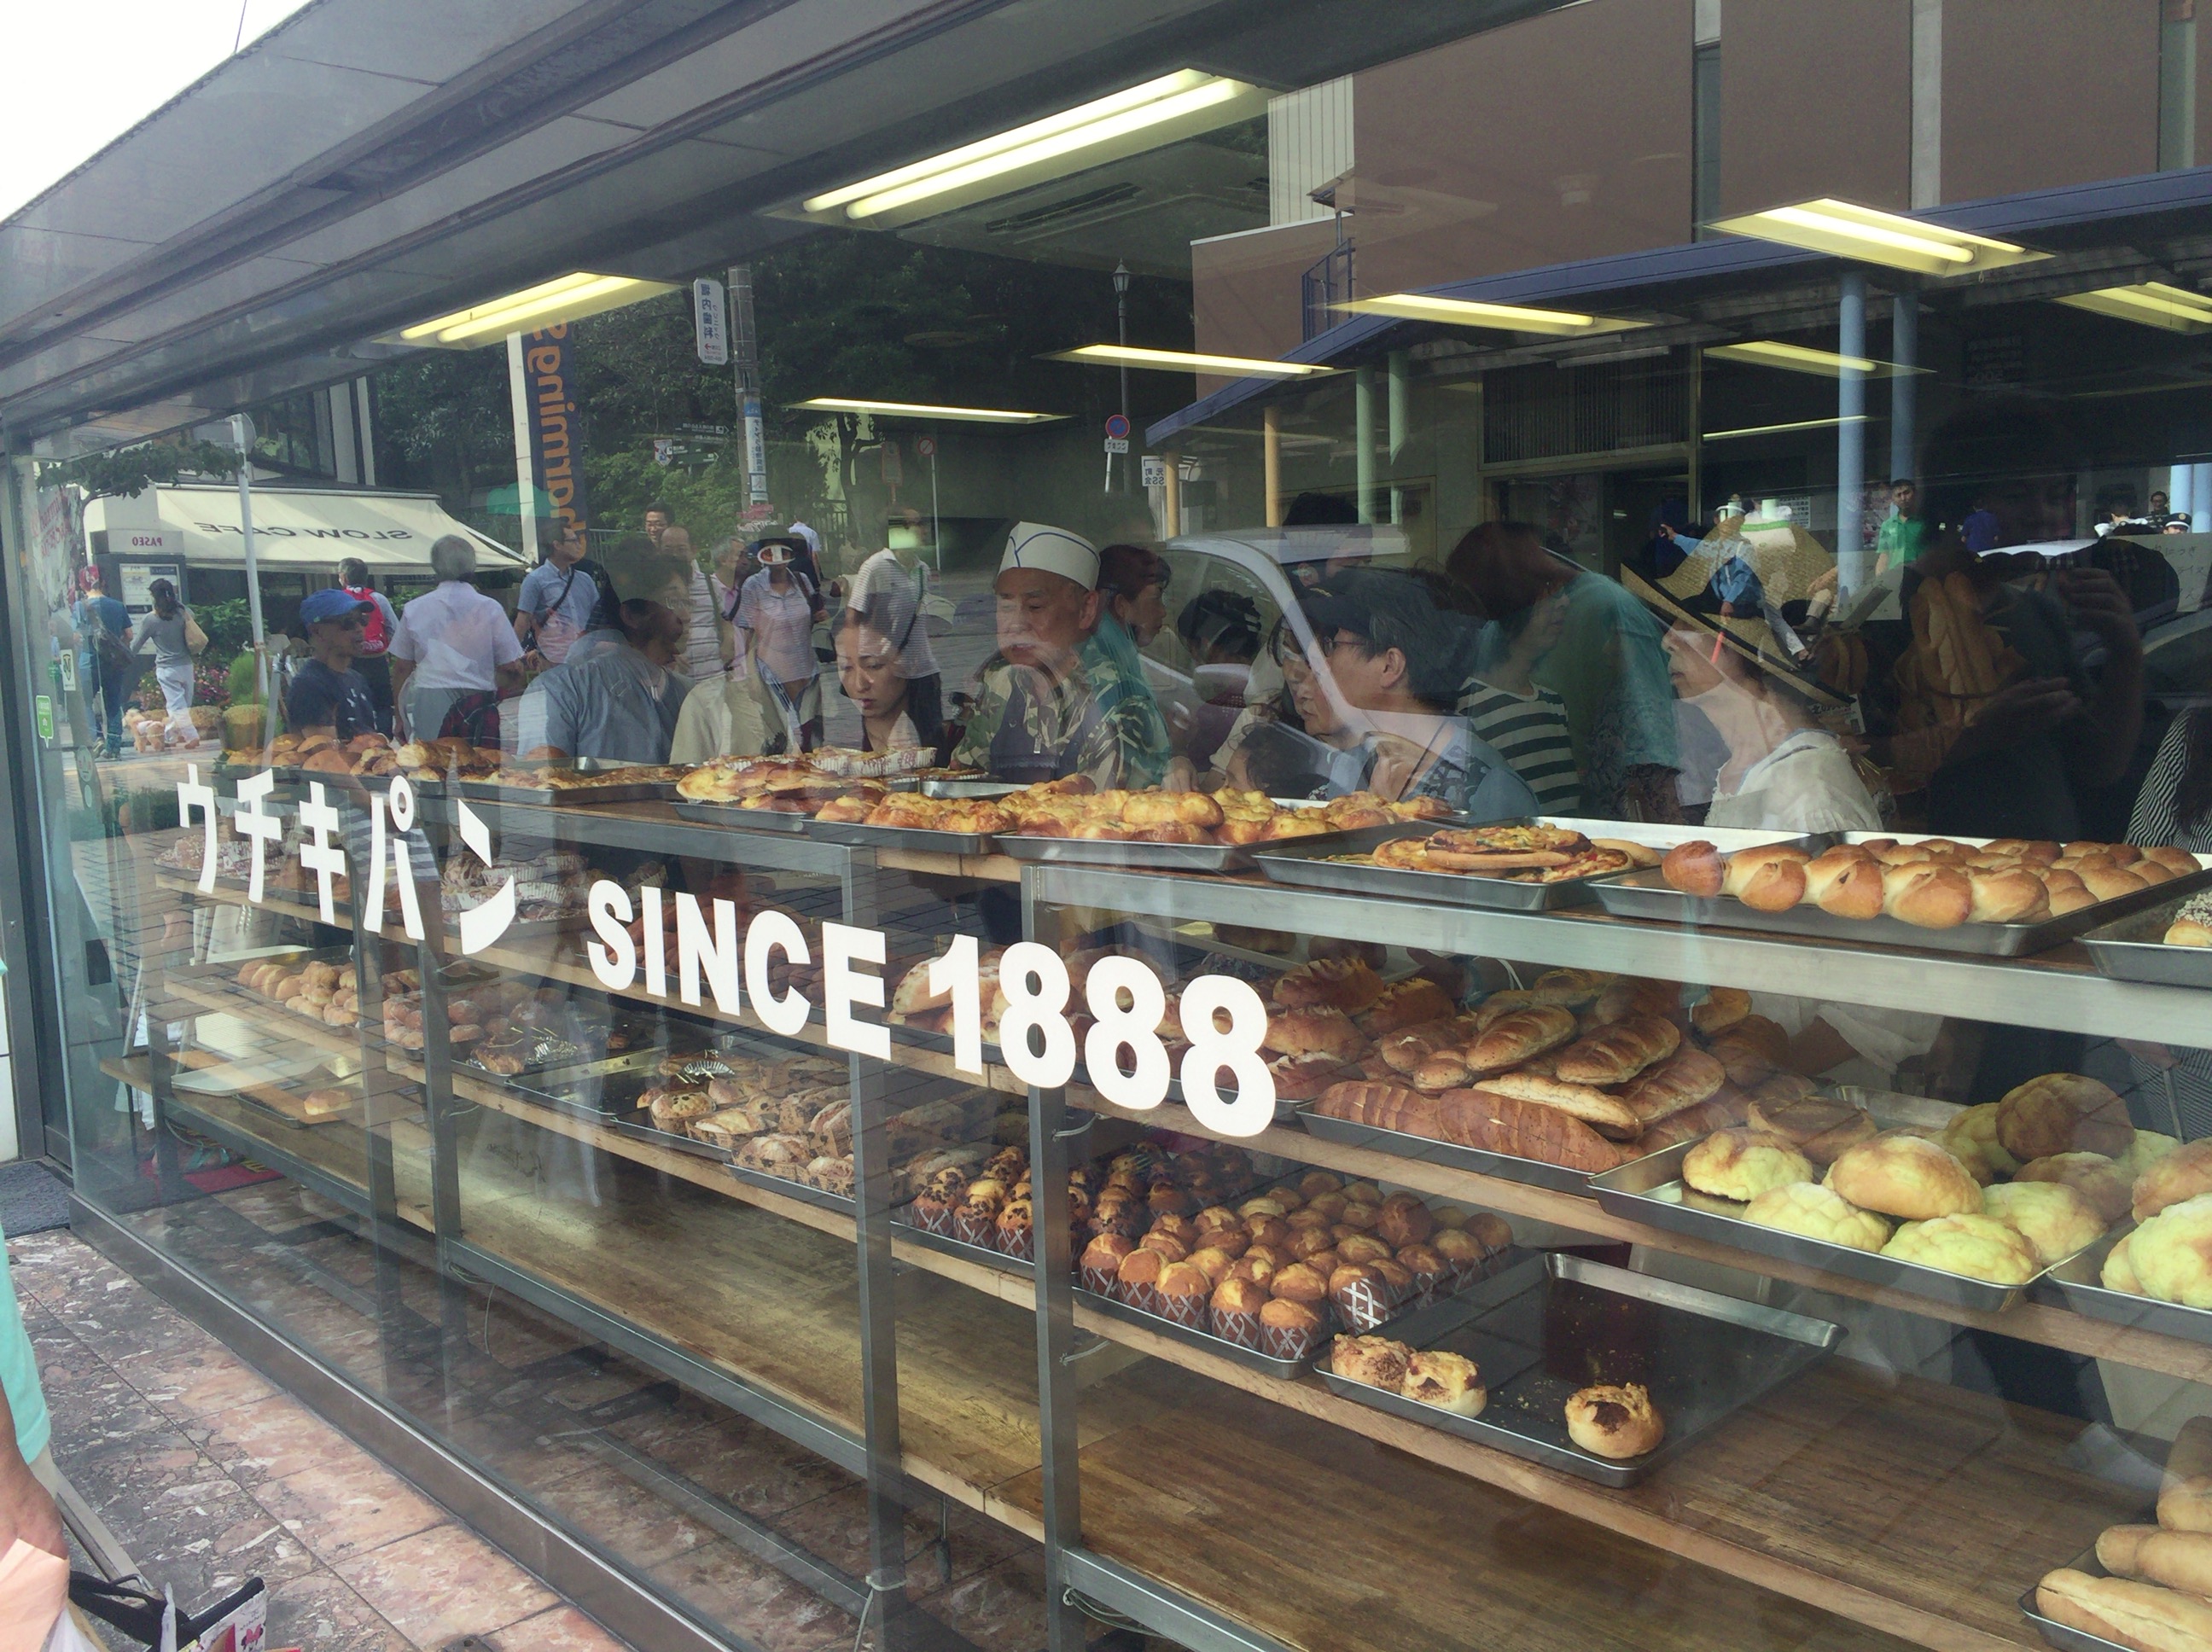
[1068,1090,2212,1387]
[2081,899,2212,990]
[808,817,998,856]
[154,872,349,931]
[1590,1139,2069,1314]
[1252,818,1659,911]
[670,799,815,834]
[997,830,1269,875]
[1294,1101,1597,1195]
[447,1097,2165,1652]
[1592,851,2212,960]
[162,970,382,1067]
[888,1206,1033,1278]
[1317,1252,1842,1488]
[1023,861,2212,1047]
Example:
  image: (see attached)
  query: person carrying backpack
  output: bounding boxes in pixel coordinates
[336,557,400,734]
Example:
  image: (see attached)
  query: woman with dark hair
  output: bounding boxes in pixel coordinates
[834,597,944,758]
[129,578,204,746]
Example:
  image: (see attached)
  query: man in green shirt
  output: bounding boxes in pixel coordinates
[1874,477,1930,574]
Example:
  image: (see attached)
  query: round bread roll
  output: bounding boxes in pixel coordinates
[1802,846,1883,919]
[1564,1383,1665,1459]
[1662,841,1726,898]
[2102,1229,2143,1294]
[1432,1228,1485,1268]
[1376,1195,1435,1248]
[1825,1134,1981,1221]
[1329,1334,1411,1389]
[1881,1212,2042,1283]
[2017,1151,2133,1225]
[2117,1130,2181,1182]
[1995,1073,2134,1162]
[1979,1180,2106,1266]
[1400,1349,1487,1416]
[1937,1102,2021,1186]
[1682,1129,1813,1203]
[2128,1193,2212,1307]
[1882,864,1972,928]
[1466,1212,1514,1254]
[1740,1182,1891,1252]
[2134,1139,2212,1222]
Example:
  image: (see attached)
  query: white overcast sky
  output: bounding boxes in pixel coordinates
[1,0,314,220]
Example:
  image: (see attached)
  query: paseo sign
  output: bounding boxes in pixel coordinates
[178,768,1278,1135]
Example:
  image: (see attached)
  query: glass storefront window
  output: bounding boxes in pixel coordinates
[10,4,2212,1649]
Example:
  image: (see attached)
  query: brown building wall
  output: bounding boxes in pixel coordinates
[1347,0,1694,294]
[1719,0,1914,215]
[1942,0,2158,201]
[1190,218,1342,375]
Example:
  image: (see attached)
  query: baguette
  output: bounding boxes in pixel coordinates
[1551,1014,1682,1086]
[2102,1527,2212,1598]
[1470,1072,1642,1138]
[2036,1568,2212,1652]
[1620,1046,1727,1126]
[1311,1082,1444,1140]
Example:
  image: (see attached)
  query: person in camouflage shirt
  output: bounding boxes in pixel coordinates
[952,522,1170,789]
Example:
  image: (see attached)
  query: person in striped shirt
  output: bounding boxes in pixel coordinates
[1457,573,1583,815]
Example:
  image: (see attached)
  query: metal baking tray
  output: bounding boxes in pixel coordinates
[450,775,676,806]
[725,1160,856,1214]
[997,832,1260,874]
[1595,839,2212,959]
[889,1206,1035,1277]
[1252,819,1656,911]
[2083,899,2212,990]
[1295,1102,1601,1195]
[918,777,1020,800]
[672,800,815,833]
[2021,1549,2133,1652]
[1318,1252,1842,1487]
[1592,1138,2059,1312]
[2030,1224,2212,1343]
[807,818,997,856]
[1073,1284,1321,1378]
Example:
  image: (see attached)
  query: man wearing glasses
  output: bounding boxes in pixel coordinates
[286,587,383,740]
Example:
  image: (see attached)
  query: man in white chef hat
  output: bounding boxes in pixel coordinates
[951,521,1170,787]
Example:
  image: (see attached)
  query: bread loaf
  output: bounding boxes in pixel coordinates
[2100,1526,2212,1598]
[1620,1046,1726,1126]
[1311,1081,1624,1173]
[2036,1568,2212,1652]
[1464,1005,1578,1074]
[1472,1071,1641,1137]
[2161,1416,2212,1533]
[1551,1015,1681,1086]
[1311,1082,1443,1140]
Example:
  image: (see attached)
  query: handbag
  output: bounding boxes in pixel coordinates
[182,614,208,654]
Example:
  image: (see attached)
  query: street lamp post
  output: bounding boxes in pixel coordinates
[1113,261,1132,495]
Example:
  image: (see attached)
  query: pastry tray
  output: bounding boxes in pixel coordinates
[672,800,815,834]
[2082,899,2212,990]
[1252,818,1679,912]
[1318,1252,1842,1488]
[1295,1102,1600,1195]
[1591,1138,2062,1312]
[997,832,1264,874]
[2030,1224,2212,1344]
[808,818,998,856]
[2020,1548,2130,1652]
[918,777,1020,799]
[889,1205,1035,1277]
[1594,839,2212,959]
[725,1161,856,1215]
[449,776,676,806]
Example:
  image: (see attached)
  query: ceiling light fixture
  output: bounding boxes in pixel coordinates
[1708,196,2046,276]
[398,273,675,347]
[1048,344,1331,377]
[2053,282,2212,332]
[1703,414,1868,442]
[792,397,1062,425]
[1706,340,1929,378]
[800,70,1263,225]
[1335,293,1646,335]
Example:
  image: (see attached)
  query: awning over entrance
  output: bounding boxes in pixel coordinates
[88,484,525,571]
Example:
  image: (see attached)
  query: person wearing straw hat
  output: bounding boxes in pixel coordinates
[950,521,1169,788]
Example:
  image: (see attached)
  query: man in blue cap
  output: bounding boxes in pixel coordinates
[287,587,381,739]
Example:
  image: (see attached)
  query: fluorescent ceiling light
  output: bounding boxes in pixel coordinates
[1707,340,1929,378]
[800,69,1263,226]
[1708,196,2046,276]
[397,273,675,347]
[1336,293,1646,335]
[1704,414,1868,442]
[1049,344,1331,377]
[792,398,1062,425]
[2054,282,2212,332]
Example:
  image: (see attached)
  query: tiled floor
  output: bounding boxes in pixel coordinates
[11,1228,612,1652]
